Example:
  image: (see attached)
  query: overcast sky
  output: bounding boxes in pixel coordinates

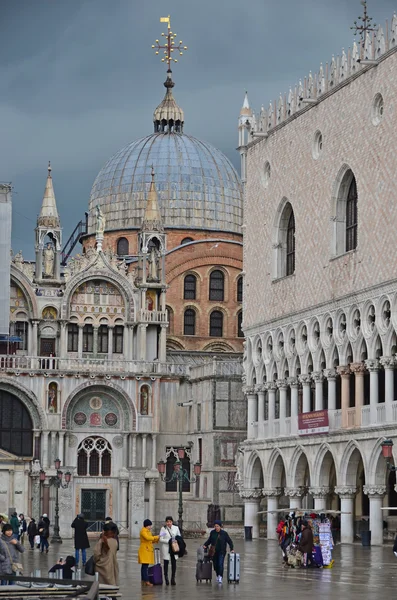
[1,0,395,257]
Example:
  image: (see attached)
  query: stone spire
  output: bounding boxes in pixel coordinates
[153,70,184,133]
[240,91,252,117]
[37,161,60,228]
[142,167,163,232]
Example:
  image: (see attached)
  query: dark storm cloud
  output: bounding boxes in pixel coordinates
[1,0,395,256]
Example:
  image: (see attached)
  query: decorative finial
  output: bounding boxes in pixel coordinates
[351,1,376,45]
[151,15,187,72]
[151,165,155,181]
[48,161,52,176]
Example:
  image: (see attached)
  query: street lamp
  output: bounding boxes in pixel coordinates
[157,448,201,534]
[40,459,71,543]
[381,439,397,471]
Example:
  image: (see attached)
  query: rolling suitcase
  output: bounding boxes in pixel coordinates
[196,558,212,583]
[227,552,240,583]
[148,548,163,585]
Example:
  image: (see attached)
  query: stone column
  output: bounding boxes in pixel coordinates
[141,434,147,468]
[31,320,39,357]
[381,357,395,422]
[350,363,365,426]
[256,387,265,438]
[120,477,129,530]
[108,326,113,359]
[31,471,41,520]
[159,324,167,362]
[42,431,49,470]
[337,366,351,428]
[364,485,386,546]
[365,360,379,425]
[335,486,356,544]
[277,380,288,435]
[299,374,311,413]
[122,433,128,467]
[240,489,262,539]
[129,472,145,538]
[266,383,276,437]
[93,325,99,356]
[324,369,337,410]
[288,378,299,434]
[246,387,258,440]
[139,324,148,362]
[151,434,157,470]
[263,488,282,540]
[50,431,57,463]
[309,487,331,512]
[59,321,67,358]
[131,434,137,468]
[43,481,50,516]
[148,478,157,523]
[58,432,65,465]
[312,372,324,411]
[284,487,305,510]
[33,431,41,460]
[78,324,84,358]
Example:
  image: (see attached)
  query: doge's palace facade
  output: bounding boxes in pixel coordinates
[239,11,397,545]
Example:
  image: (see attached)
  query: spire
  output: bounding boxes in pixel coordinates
[240,91,252,117]
[153,70,184,133]
[142,167,163,232]
[37,161,60,228]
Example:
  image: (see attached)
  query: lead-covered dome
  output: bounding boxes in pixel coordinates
[88,74,242,235]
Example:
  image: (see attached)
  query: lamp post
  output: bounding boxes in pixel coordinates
[381,439,397,471]
[157,448,201,534]
[40,459,71,543]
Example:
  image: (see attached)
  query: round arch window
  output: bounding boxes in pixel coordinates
[0,390,33,456]
[372,93,384,126]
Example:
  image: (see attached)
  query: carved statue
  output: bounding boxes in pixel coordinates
[43,243,55,277]
[13,250,23,269]
[96,205,106,235]
[148,246,159,280]
[234,450,244,487]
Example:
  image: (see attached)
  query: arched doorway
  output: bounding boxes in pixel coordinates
[0,389,33,456]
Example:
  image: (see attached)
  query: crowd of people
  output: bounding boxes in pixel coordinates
[277,512,335,568]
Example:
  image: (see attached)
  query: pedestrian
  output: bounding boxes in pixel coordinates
[159,516,181,586]
[93,524,119,585]
[0,523,24,585]
[298,520,313,567]
[18,514,27,545]
[10,513,19,538]
[71,513,89,566]
[203,520,234,584]
[49,556,76,579]
[102,517,119,550]
[37,514,50,553]
[27,519,37,550]
[138,519,162,587]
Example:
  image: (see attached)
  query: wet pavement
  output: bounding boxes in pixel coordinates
[21,537,397,599]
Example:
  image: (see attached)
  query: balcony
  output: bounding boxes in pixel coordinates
[138,309,168,324]
[0,355,189,377]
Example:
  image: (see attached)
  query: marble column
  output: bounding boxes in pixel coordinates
[299,374,311,413]
[365,359,379,425]
[59,321,67,359]
[246,388,258,440]
[78,325,83,358]
[277,380,288,435]
[43,482,50,516]
[284,487,305,510]
[151,434,157,470]
[139,324,148,362]
[335,487,356,544]
[351,363,365,427]
[266,383,276,437]
[257,387,265,438]
[93,325,99,356]
[50,431,57,463]
[240,489,262,539]
[159,324,167,362]
[141,434,147,468]
[58,432,65,465]
[148,478,157,523]
[337,366,351,428]
[364,485,386,546]
[108,326,113,359]
[31,320,39,357]
[288,378,299,434]
[263,489,282,540]
[120,478,129,530]
[33,431,41,461]
[324,369,337,410]
[42,431,49,470]
[309,487,331,512]
[381,357,395,422]
[131,434,137,468]
[122,433,128,467]
[312,372,324,411]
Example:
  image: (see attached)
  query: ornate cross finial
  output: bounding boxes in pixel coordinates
[151,15,187,71]
[351,1,376,44]
[48,161,52,176]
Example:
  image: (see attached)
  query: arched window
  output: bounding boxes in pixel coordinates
[48,382,58,413]
[113,326,124,354]
[346,177,358,252]
[67,324,79,352]
[139,385,150,415]
[117,237,129,256]
[77,437,112,477]
[0,390,33,456]
[83,324,93,353]
[184,309,196,335]
[14,321,28,351]
[237,276,243,303]
[273,200,295,278]
[181,237,193,245]
[286,211,295,276]
[184,274,196,300]
[165,447,191,492]
[98,325,108,354]
[210,310,223,337]
[237,311,243,337]
[209,270,224,301]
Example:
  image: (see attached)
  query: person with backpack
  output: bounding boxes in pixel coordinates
[159,516,181,586]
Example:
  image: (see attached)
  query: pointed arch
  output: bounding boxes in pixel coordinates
[266,448,287,489]
[272,198,296,278]
[312,443,338,487]
[288,446,311,488]
[339,440,366,486]
[368,438,390,486]
[331,165,358,255]
[245,451,265,489]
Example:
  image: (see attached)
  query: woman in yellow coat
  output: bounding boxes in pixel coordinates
[138,519,161,586]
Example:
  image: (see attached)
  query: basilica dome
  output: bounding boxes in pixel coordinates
[87,75,242,235]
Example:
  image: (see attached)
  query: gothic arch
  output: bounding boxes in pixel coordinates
[331,164,358,256]
[62,381,137,431]
[339,441,366,486]
[312,443,338,487]
[0,378,47,430]
[245,451,265,489]
[266,448,287,489]
[367,438,390,486]
[288,446,311,488]
[272,198,295,278]
[10,270,38,318]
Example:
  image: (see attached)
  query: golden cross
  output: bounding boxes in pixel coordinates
[351,1,376,44]
[152,15,187,70]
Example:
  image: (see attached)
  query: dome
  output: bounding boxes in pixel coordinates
[88,132,242,235]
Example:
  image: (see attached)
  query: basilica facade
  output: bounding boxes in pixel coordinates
[239,12,397,545]
[0,68,245,537]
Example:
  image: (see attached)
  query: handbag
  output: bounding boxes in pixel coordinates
[84,555,95,576]
[34,535,40,545]
[4,541,23,573]
[171,540,180,554]
[207,533,220,559]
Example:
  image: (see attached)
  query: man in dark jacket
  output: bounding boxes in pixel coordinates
[27,519,38,549]
[204,520,234,584]
[71,514,89,566]
[37,514,50,553]
[10,513,19,537]
[298,520,313,567]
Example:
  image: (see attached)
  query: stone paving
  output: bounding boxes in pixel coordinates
[20,536,397,599]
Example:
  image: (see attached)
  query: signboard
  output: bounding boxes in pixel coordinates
[298,410,329,436]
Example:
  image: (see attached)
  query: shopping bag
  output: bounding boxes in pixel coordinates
[34,535,40,544]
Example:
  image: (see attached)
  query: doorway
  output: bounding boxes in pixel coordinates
[81,489,107,528]
[40,338,56,356]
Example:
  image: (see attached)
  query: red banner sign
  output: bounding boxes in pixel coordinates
[298,410,329,436]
